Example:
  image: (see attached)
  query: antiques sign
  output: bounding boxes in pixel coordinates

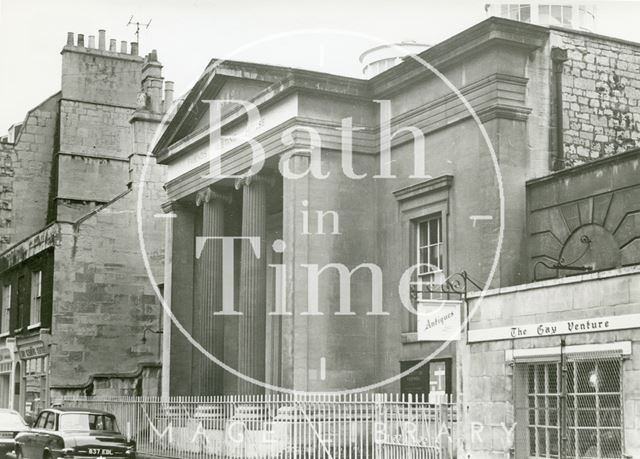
[468,312,640,343]
[417,300,461,341]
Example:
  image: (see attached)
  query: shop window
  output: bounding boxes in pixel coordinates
[1,285,10,335]
[526,358,622,458]
[29,271,42,327]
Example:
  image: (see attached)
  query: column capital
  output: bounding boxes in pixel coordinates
[195,187,232,207]
[234,173,275,190]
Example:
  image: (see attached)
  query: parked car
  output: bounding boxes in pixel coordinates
[0,410,29,458]
[14,408,135,459]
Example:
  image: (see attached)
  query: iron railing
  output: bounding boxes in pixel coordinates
[61,393,457,459]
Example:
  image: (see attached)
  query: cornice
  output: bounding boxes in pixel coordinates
[370,17,548,98]
[393,175,454,202]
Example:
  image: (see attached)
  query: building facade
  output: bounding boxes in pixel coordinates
[155,15,640,432]
[0,30,170,416]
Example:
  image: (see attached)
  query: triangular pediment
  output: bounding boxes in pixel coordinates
[153,59,294,157]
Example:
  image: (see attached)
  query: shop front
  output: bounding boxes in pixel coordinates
[461,268,640,458]
[0,339,16,409]
[15,335,50,421]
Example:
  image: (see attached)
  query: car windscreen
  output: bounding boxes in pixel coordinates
[0,412,27,431]
[59,413,119,433]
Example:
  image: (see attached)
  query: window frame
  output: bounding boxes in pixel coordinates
[393,175,452,335]
[413,213,445,301]
[29,270,42,328]
[1,284,11,336]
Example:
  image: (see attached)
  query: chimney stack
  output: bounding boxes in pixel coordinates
[67,32,74,46]
[164,81,174,112]
[98,30,106,50]
[77,34,85,47]
[109,39,116,52]
[141,50,164,113]
[131,42,139,56]
[120,41,127,53]
[88,35,96,48]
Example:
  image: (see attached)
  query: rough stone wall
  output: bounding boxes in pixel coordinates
[59,100,134,159]
[0,93,59,252]
[49,155,166,392]
[50,366,161,399]
[60,46,142,108]
[0,143,15,249]
[554,30,640,166]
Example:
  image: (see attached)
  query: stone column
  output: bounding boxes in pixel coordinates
[235,174,271,394]
[160,201,174,400]
[194,187,230,395]
[164,200,196,396]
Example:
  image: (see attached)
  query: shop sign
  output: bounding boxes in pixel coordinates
[18,342,47,360]
[468,312,640,343]
[417,300,461,341]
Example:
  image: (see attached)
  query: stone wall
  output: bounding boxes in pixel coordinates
[59,100,135,158]
[0,93,59,251]
[527,148,640,281]
[553,30,640,166]
[49,166,166,392]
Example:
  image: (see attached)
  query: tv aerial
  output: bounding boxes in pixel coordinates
[127,16,152,47]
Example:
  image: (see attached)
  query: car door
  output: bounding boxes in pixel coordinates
[37,411,56,455]
[21,411,47,459]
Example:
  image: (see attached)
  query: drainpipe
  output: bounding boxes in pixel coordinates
[551,48,568,171]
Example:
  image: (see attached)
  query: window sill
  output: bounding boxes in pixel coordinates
[27,323,41,331]
[0,332,9,338]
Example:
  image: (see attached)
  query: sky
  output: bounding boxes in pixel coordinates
[1,0,640,131]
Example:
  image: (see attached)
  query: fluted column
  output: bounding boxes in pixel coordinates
[163,200,196,396]
[194,187,230,395]
[236,174,271,394]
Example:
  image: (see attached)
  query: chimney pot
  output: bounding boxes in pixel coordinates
[98,30,106,50]
[88,35,96,48]
[109,39,116,52]
[66,32,74,46]
[131,42,139,56]
[120,40,127,53]
[77,34,85,47]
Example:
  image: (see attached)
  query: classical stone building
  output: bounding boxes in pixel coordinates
[154,14,640,425]
[0,30,170,415]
